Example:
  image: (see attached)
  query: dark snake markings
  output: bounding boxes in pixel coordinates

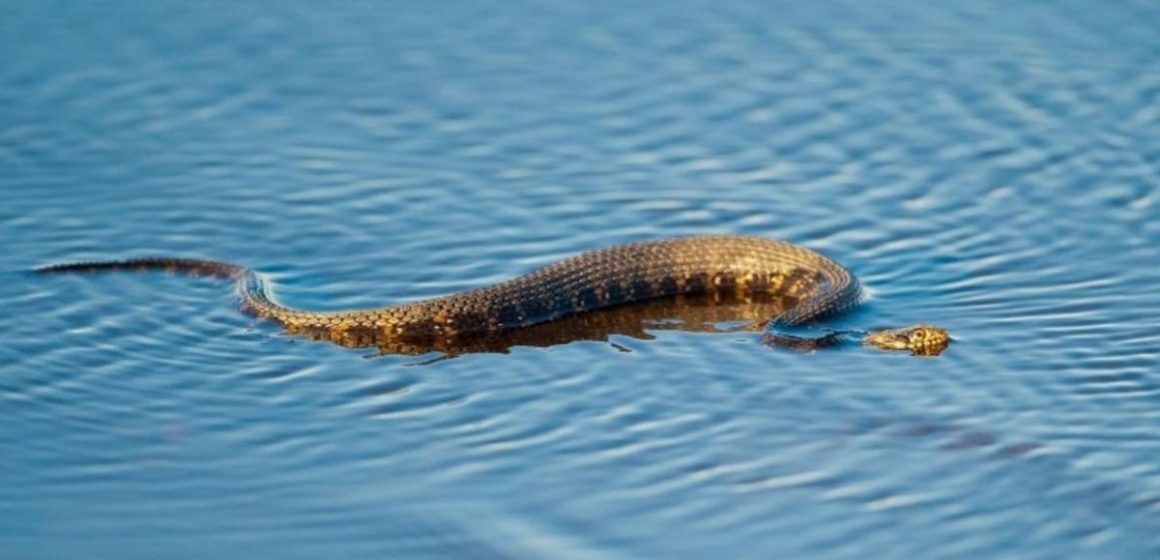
[37,235,949,356]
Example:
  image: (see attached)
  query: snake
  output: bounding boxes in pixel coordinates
[36,235,949,356]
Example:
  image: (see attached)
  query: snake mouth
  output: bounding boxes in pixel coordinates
[863,324,950,356]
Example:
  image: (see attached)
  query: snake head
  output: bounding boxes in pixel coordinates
[863,324,950,356]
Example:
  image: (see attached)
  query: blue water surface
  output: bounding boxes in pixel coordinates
[2,1,1159,558]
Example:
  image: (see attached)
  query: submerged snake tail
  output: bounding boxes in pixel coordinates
[35,257,299,326]
[36,257,247,279]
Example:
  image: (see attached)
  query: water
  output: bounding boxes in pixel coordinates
[2,0,1159,558]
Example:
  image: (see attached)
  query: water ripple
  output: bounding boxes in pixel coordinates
[4,0,1160,558]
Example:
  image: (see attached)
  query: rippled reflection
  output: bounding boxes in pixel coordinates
[296,293,796,356]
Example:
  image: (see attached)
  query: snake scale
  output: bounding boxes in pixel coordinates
[36,235,949,355]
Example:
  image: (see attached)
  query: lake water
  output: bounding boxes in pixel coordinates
[2,1,1158,558]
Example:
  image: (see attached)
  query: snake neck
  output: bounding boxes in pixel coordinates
[762,325,950,356]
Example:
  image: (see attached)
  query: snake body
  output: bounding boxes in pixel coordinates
[36,235,948,355]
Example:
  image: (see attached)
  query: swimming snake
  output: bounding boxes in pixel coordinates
[37,235,949,356]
